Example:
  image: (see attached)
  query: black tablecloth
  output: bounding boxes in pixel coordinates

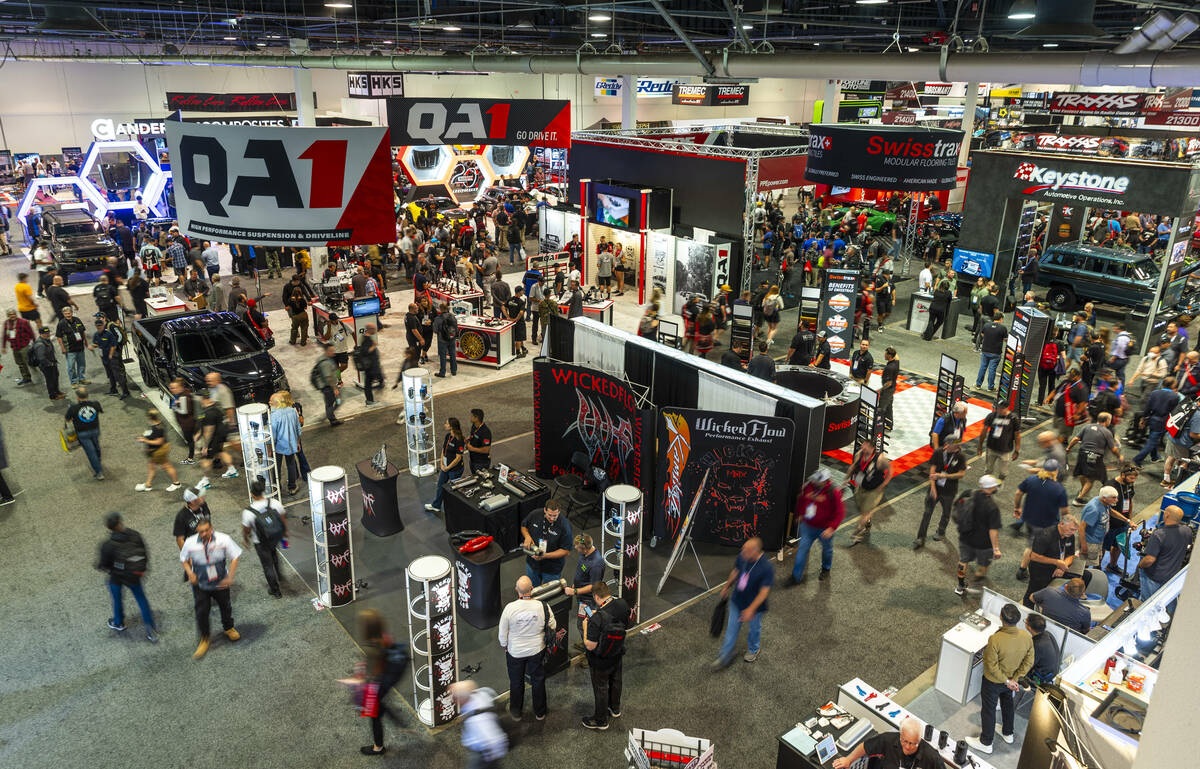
[443,471,550,551]
[452,540,504,629]
[356,459,403,537]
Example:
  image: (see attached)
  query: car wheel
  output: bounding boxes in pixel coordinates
[1047,286,1076,311]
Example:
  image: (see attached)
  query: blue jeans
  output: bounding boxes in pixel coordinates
[791,522,833,579]
[717,601,763,663]
[108,579,155,629]
[1134,429,1165,464]
[430,465,462,509]
[1110,357,1128,383]
[976,352,1000,388]
[1140,571,1164,601]
[508,240,522,264]
[66,350,85,383]
[437,339,457,376]
[525,563,561,586]
[76,428,102,475]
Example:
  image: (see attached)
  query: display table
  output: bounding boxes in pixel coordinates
[776,700,874,769]
[145,292,188,317]
[430,280,485,314]
[442,468,550,551]
[356,458,404,537]
[556,294,614,325]
[455,314,516,368]
[934,619,996,705]
[452,540,504,630]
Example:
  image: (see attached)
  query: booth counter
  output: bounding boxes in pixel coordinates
[455,314,516,368]
[145,292,188,317]
[429,280,485,314]
[556,294,614,325]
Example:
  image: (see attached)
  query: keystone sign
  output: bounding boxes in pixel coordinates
[1012,161,1131,205]
[385,98,570,148]
[803,124,964,191]
[670,84,751,106]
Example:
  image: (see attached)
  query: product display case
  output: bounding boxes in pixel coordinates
[236,403,280,504]
[402,368,437,477]
[405,554,458,726]
[308,465,356,608]
[601,484,644,624]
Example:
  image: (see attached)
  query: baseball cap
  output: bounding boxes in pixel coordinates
[1043,458,1060,472]
[183,487,203,503]
[719,284,732,292]
[808,467,831,484]
[38,326,50,333]
[979,475,1000,490]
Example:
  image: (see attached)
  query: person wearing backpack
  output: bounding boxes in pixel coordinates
[96,511,158,643]
[954,475,1003,596]
[312,344,344,426]
[454,680,510,767]
[239,478,288,598]
[432,303,459,378]
[581,581,632,730]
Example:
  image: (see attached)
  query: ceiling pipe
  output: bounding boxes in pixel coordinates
[13,50,1200,87]
[1146,13,1200,51]
[1113,10,1176,55]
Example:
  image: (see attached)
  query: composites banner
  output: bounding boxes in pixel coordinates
[166,121,394,245]
[804,124,964,191]
[531,360,648,488]
[385,98,570,148]
[655,408,793,551]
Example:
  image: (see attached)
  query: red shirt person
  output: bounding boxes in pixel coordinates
[786,468,846,585]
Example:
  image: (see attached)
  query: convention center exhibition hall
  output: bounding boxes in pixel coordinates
[5,1,1200,768]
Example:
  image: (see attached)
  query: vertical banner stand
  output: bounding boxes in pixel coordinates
[405,554,458,726]
[855,386,885,454]
[818,269,860,362]
[236,403,281,505]
[601,484,646,623]
[308,465,355,608]
[656,470,711,595]
[931,354,958,439]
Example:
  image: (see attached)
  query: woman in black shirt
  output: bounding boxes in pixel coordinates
[136,408,181,492]
[922,280,953,341]
[425,417,465,512]
[417,295,435,364]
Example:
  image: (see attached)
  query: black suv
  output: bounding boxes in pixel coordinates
[1036,243,1200,312]
[41,209,120,275]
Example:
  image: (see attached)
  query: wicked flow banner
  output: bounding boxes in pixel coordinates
[532,360,649,488]
[655,408,793,551]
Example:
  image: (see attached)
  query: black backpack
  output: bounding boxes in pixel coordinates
[248,504,285,544]
[952,491,976,534]
[310,360,327,391]
[111,532,148,578]
[591,607,627,659]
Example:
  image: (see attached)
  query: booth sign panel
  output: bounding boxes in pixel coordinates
[804,124,964,191]
[386,98,570,148]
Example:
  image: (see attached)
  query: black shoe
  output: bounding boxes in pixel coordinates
[581,717,609,730]
[913,538,925,550]
[329,420,344,426]
[359,746,386,756]
[608,708,621,718]
[784,573,804,587]
[107,619,126,631]
[932,532,945,542]
[434,373,446,378]
[1009,522,1024,534]
[818,568,830,581]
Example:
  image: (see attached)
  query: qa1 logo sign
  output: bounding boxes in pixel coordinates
[166,121,394,246]
[385,98,570,148]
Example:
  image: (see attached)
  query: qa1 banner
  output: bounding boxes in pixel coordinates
[804,124,964,191]
[166,122,394,246]
[655,409,793,551]
[532,360,648,488]
[386,98,570,148]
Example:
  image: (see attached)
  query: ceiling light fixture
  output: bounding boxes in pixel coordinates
[741,23,753,29]
[856,0,889,5]
[588,13,611,22]
[222,36,236,40]
[324,2,352,8]
[443,25,461,31]
[383,39,393,43]
[591,32,607,38]
[1042,42,1059,46]
[1008,0,1036,20]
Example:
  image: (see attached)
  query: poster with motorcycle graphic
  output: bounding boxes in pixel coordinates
[654,409,793,550]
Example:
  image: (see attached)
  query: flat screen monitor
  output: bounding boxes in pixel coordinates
[350,295,381,318]
[595,192,632,228]
[815,734,837,764]
[952,246,996,279]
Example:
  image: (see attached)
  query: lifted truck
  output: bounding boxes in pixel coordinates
[132,310,288,406]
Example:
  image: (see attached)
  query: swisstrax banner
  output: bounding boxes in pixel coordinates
[385,98,570,148]
[655,409,793,550]
[166,121,394,245]
[804,124,963,191]
[531,360,648,488]
[166,92,297,112]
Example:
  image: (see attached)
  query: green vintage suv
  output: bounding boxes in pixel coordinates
[1035,242,1200,312]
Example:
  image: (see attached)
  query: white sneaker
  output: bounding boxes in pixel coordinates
[999,732,1014,744]
[198,476,211,490]
[165,483,181,492]
[964,737,992,754]
[135,483,153,492]
[221,467,239,479]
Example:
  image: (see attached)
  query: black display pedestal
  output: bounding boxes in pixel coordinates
[443,469,550,551]
[544,590,572,676]
[451,540,504,629]
[356,459,403,537]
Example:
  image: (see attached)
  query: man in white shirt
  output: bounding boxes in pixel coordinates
[241,478,288,598]
[132,195,150,222]
[452,681,509,766]
[498,576,554,721]
[918,263,934,293]
[179,518,242,658]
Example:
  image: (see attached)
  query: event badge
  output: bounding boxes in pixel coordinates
[805,504,817,520]
[206,565,218,581]
[538,538,547,553]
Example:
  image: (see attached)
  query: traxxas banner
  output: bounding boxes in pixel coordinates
[654,409,792,550]
[386,98,570,148]
[532,360,648,488]
[166,122,394,245]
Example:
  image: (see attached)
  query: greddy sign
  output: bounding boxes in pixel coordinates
[386,98,570,148]
[166,121,393,246]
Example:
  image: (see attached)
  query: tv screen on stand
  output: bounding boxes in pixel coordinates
[595,192,632,228]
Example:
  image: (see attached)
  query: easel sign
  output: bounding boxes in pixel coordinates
[656,469,711,595]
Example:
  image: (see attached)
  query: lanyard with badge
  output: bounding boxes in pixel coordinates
[201,538,220,583]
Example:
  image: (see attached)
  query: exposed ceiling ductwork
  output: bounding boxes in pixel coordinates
[13,49,1200,88]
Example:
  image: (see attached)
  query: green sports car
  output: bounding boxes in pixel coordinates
[831,205,896,232]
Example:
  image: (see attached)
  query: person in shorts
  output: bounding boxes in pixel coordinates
[1066,414,1121,504]
[135,409,182,493]
[199,391,239,480]
[956,475,1003,596]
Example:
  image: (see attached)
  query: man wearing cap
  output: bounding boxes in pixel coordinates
[786,321,816,366]
[930,401,968,451]
[1079,486,1119,569]
[93,316,129,399]
[1012,459,1070,581]
[955,475,1003,596]
[174,486,212,551]
[979,400,1021,482]
[915,437,966,549]
[787,468,845,585]
[28,325,63,400]
[811,330,831,370]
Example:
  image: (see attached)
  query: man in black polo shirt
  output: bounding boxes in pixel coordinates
[833,719,940,769]
[979,400,1020,482]
[720,342,746,371]
[581,581,632,731]
[521,499,573,586]
[465,408,492,473]
[1023,516,1079,608]
[786,322,816,366]
[976,310,1007,390]
[915,438,967,548]
[849,339,874,386]
[811,331,831,370]
[879,347,899,430]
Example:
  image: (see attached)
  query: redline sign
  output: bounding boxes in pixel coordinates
[166,92,297,112]
[1047,92,1147,116]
